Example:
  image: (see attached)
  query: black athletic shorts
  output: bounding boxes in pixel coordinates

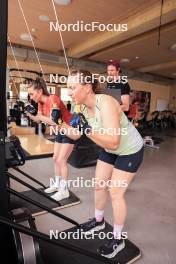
[55,133,75,144]
[98,147,144,173]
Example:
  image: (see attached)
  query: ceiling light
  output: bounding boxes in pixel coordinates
[120,58,130,64]
[54,0,71,5]
[170,44,176,51]
[135,56,139,59]
[31,28,37,32]
[39,15,50,22]
[20,33,35,41]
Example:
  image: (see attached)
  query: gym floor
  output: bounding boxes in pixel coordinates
[10,129,176,264]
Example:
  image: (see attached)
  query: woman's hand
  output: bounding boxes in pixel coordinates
[70,112,91,133]
[27,112,41,123]
[59,122,81,141]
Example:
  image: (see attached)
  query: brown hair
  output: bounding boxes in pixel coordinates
[70,69,100,94]
[32,77,49,96]
[107,60,122,73]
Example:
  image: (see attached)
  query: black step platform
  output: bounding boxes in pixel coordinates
[10,188,80,216]
[68,135,101,168]
[40,222,141,264]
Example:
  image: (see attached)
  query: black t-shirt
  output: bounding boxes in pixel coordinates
[107,81,131,115]
[107,81,131,95]
[67,102,71,112]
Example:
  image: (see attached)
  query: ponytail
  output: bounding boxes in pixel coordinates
[32,77,49,96]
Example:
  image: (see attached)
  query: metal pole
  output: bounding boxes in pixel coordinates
[0,0,12,260]
[8,187,80,227]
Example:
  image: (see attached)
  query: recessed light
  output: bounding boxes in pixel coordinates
[20,33,35,41]
[39,15,50,22]
[135,56,139,59]
[170,44,176,51]
[120,58,130,63]
[31,28,37,32]
[54,0,71,5]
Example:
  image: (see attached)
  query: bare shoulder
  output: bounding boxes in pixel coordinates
[99,94,121,112]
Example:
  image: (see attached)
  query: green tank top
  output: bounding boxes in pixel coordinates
[82,94,143,155]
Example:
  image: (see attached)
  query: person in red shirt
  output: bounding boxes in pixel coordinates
[27,77,75,201]
[128,99,139,122]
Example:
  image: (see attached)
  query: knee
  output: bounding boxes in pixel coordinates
[95,178,108,192]
[109,188,125,200]
[55,156,67,167]
[53,155,57,163]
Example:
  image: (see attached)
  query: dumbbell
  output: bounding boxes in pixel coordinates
[24,105,37,116]
[70,105,91,133]
[51,106,63,125]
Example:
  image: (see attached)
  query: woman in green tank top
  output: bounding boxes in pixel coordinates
[61,69,144,259]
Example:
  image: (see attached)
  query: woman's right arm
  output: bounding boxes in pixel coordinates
[26,112,41,123]
[59,122,82,141]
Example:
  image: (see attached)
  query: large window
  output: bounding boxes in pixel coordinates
[19,83,28,101]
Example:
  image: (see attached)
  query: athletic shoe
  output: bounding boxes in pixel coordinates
[97,238,125,259]
[51,189,69,201]
[80,218,105,234]
[44,185,59,194]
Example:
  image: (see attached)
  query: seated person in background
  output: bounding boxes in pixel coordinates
[27,77,76,201]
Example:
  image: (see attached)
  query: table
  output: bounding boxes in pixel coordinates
[17,134,54,157]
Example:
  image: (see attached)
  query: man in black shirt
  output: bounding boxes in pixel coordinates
[107,60,131,112]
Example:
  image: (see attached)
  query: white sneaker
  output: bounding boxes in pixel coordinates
[51,189,69,201]
[44,185,58,194]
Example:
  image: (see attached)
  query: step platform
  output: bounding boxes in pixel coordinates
[39,222,141,264]
[10,188,80,217]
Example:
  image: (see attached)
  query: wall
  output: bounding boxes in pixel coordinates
[169,84,176,111]
[128,79,171,113]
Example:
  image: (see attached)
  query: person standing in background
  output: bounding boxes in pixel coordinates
[106,60,131,113]
[66,101,71,112]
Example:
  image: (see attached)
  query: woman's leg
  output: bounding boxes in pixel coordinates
[95,159,114,213]
[56,143,74,180]
[110,146,144,234]
[98,169,134,258]
[81,159,114,233]
[109,169,134,237]
[51,143,74,201]
[44,142,62,193]
[53,142,62,176]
